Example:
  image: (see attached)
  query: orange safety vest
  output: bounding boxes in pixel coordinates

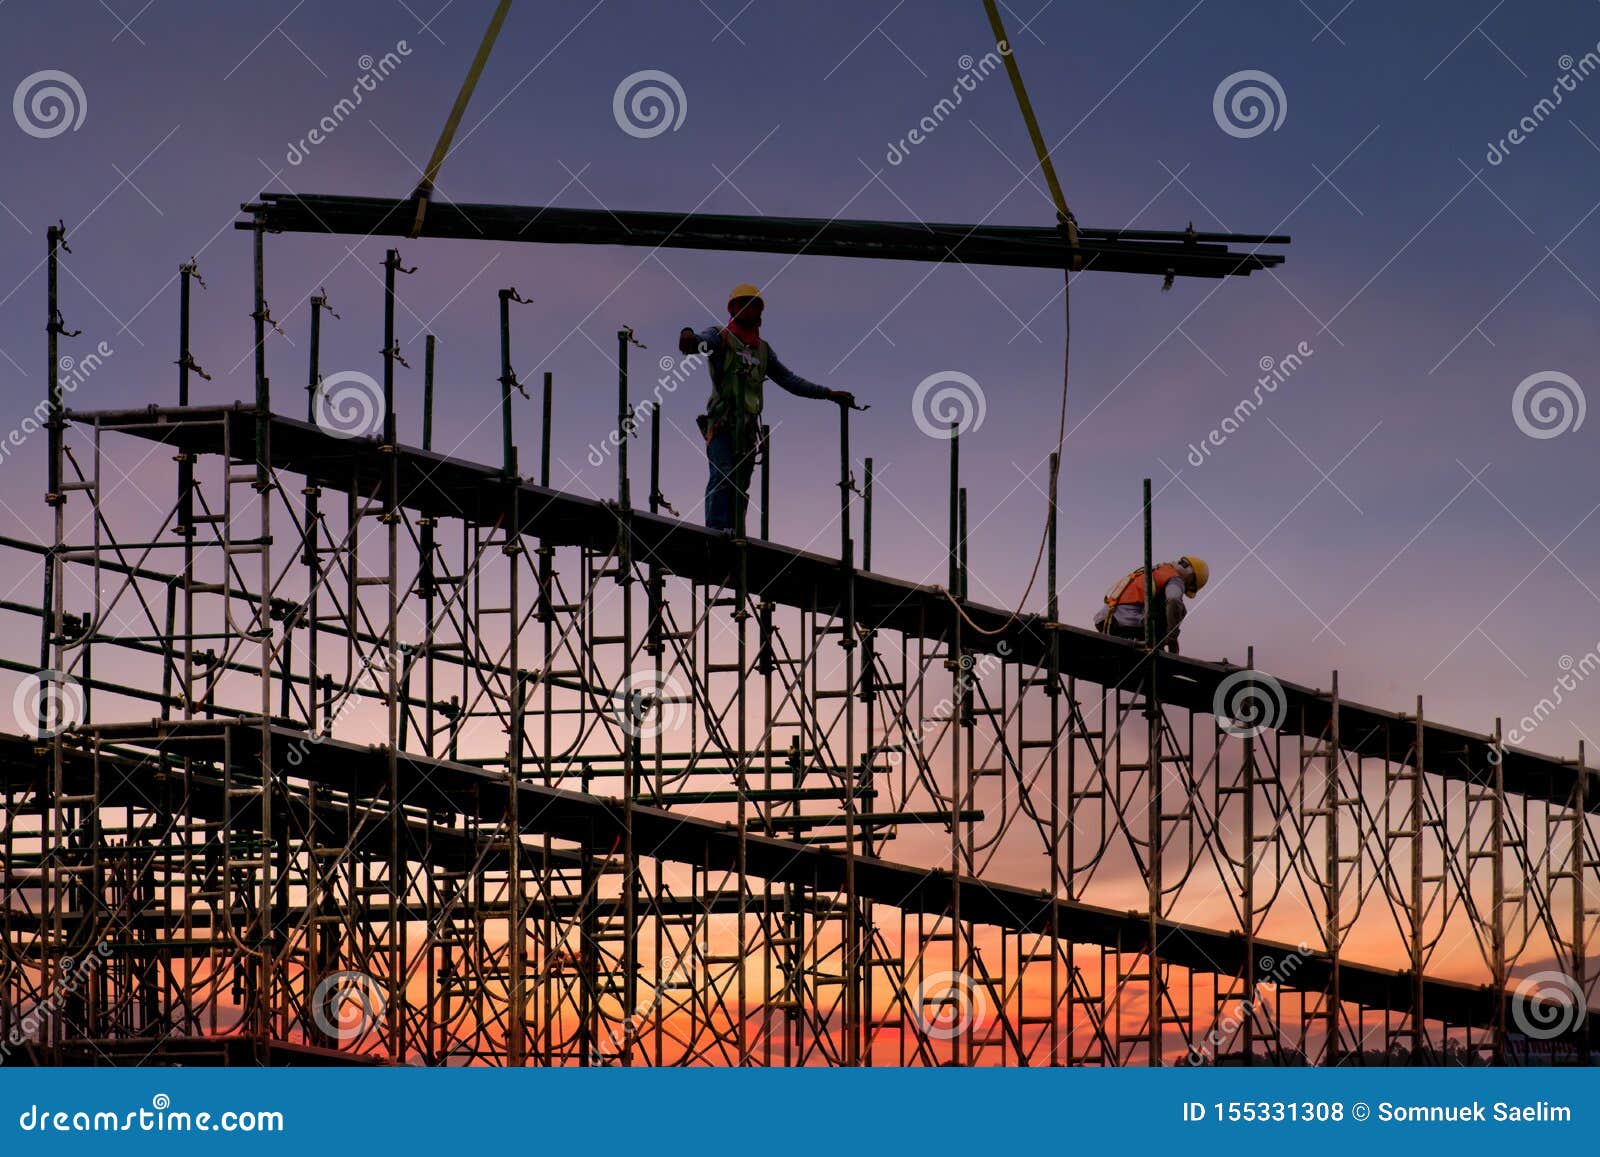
[1105,563,1183,610]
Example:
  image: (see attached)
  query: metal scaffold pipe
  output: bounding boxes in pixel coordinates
[496,287,529,478]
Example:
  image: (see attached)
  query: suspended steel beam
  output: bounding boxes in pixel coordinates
[238,192,1287,279]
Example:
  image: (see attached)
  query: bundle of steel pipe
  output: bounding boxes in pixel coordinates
[239,192,1288,279]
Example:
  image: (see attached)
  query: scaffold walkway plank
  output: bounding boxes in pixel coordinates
[70,403,1593,814]
[32,716,1536,1040]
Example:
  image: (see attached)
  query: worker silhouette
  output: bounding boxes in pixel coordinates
[1093,556,1209,654]
[680,284,855,533]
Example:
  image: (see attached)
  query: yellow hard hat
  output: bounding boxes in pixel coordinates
[1180,555,1209,593]
[728,283,763,306]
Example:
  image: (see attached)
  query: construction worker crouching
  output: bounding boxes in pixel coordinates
[1093,556,1209,654]
[680,284,855,533]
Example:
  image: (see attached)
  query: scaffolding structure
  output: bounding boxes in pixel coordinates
[0,201,1595,1067]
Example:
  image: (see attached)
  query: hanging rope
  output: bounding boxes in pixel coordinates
[408,0,515,238]
[941,2,1076,637]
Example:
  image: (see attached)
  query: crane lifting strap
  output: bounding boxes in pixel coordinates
[409,0,515,238]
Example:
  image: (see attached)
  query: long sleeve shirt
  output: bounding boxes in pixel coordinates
[689,326,831,401]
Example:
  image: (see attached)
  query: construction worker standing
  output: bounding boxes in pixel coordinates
[1093,556,1209,653]
[679,284,855,533]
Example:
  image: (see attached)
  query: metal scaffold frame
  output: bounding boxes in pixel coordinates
[0,205,1594,1068]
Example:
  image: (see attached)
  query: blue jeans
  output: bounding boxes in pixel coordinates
[704,428,756,531]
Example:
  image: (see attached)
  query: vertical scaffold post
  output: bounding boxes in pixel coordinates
[957,488,968,601]
[617,327,633,511]
[1045,451,1061,1063]
[1489,711,1506,1063]
[1573,738,1588,1066]
[837,397,860,1064]
[1142,475,1163,1064]
[497,288,528,478]
[1412,693,1428,1063]
[756,420,774,671]
[1240,644,1258,1062]
[948,421,960,594]
[839,402,854,620]
[46,223,67,510]
[178,262,195,407]
[538,371,554,623]
[1325,670,1344,1063]
[39,222,75,1055]
[176,261,202,535]
[500,291,515,475]
[168,261,203,721]
[1046,454,1059,625]
[303,295,330,730]
[306,291,323,422]
[858,457,875,702]
[42,224,74,733]
[758,423,771,540]
[423,333,435,451]
[649,379,662,516]
[250,217,269,487]
[381,249,414,447]
[1142,478,1154,652]
[540,370,553,485]
[419,333,438,752]
[618,327,644,586]
[647,385,666,661]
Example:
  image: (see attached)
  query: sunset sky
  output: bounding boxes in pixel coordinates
[5,0,1597,762]
[4,0,1599,1064]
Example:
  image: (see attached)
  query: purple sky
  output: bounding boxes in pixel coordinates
[2,0,1599,761]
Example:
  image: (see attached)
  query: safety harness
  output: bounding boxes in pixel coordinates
[1096,563,1187,637]
[703,328,769,440]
